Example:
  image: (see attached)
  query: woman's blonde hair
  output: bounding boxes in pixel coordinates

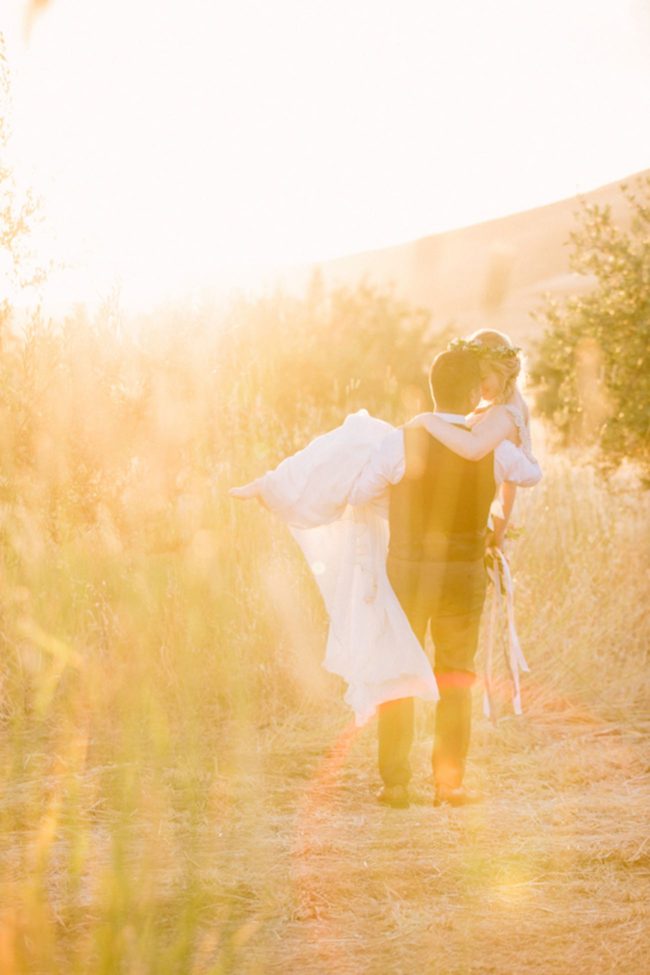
[466,328,521,404]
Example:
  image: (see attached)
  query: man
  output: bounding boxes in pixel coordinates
[349,348,540,808]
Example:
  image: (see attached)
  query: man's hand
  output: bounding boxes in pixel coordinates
[487,518,506,551]
[486,530,502,551]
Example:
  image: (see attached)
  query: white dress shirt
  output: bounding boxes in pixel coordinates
[348,411,542,507]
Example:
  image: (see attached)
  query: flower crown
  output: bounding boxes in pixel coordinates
[447,337,521,362]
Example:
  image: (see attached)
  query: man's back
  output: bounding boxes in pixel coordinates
[388,426,495,562]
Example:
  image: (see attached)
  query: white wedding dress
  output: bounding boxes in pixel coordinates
[246,408,541,725]
[252,410,439,725]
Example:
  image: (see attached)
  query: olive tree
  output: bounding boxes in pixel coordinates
[531,176,650,474]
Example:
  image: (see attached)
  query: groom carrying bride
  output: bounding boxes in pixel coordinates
[349,347,539,809]
[232,339,540,811]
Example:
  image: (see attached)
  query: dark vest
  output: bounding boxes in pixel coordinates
[388,425,496,562]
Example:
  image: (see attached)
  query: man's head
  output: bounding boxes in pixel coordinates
[429,350,481,415]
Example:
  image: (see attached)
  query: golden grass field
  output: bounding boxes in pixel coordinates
[0,289,648,974]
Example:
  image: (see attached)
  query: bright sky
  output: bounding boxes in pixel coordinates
[2,0,650,311]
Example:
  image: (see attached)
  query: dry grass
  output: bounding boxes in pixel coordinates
[5,700,646,974]
[0,294,648,973]
[227,707,650,975]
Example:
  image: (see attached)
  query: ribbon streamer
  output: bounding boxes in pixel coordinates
[483,547,530,721]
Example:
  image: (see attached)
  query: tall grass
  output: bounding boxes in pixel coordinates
[0,286,647,973]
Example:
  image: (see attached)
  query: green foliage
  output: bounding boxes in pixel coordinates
[531,176,650,473]
[218,273,435,464]
[0,280,436,730]
[0,282,440,973]
[0,265,648,974]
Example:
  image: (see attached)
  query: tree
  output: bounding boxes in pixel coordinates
[531,176,650,474]
[0,36,45,323]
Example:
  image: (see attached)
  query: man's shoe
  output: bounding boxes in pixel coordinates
[377,784,410,809]
[433,786,482,808]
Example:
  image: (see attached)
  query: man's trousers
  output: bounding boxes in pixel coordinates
[378,555,487,790]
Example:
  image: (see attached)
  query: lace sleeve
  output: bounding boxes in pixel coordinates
[504,405,535,462]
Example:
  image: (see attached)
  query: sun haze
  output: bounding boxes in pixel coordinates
[2,0,650,310]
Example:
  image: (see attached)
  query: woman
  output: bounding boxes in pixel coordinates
[407,330,535,548]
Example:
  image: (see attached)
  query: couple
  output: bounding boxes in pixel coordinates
[231,330,542,809]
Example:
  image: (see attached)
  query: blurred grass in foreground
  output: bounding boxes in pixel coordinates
[0,286,647,973]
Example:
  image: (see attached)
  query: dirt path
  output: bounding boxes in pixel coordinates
[201,699,650,975]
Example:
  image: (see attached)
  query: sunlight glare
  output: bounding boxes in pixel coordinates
[2,0,649,310]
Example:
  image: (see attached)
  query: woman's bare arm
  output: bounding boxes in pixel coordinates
[405,407,515,461]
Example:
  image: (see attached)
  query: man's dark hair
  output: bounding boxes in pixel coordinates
[429,349,481,413]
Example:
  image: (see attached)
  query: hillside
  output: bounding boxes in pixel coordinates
[305,170,648,342]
